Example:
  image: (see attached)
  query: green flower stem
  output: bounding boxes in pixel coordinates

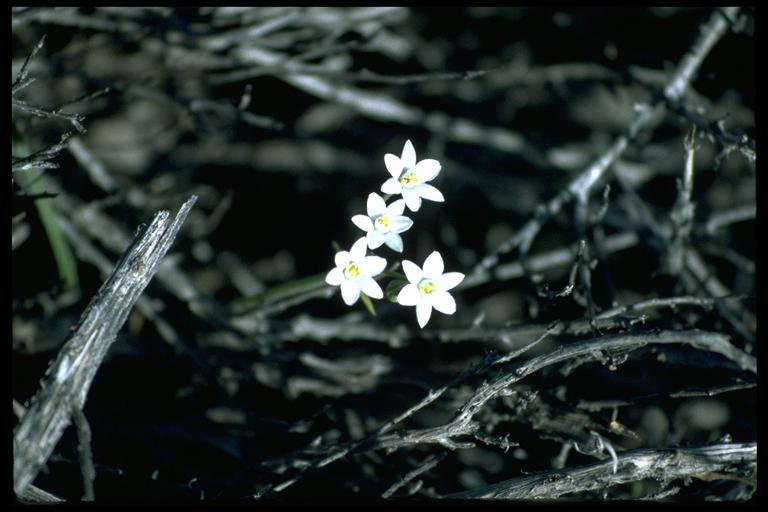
[360,293,376,317]
[230,272,329,313]
[13,135,79,292]
[230,270,402,314]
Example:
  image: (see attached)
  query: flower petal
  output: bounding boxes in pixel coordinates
[367,192,387,216]
[390,216,413,234]
[387,199,405,216]
[431,291,456,315]
[437,272,465,291]
[340,280,360,305]
[415,158,441,182]
[384,233,403,252]
[367,230,386,249]
[401,140,416,169]
[360,255,387,277]
[384,154,403,179]
[325,267,343,286]
[397,284,420,306]
[422,251,444,278]
[352,214,373,232]
[416,301,432,328]
[334,251,351,268]
[359,277,383,299]
[381,178,402,195]
[402,189,422,212]
[350,237,368,260]
[401,259,422,284]
[415,183,444,203]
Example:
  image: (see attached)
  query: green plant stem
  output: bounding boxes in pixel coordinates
[230,272,329,313]
[13,135,79,291]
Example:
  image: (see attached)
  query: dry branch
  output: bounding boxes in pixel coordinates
[372,330,754,455]
[469,6,740,282]
[262,329,754,495]
[13,196,197,497]
[445,442,756,499]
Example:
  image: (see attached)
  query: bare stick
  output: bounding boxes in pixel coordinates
[12,98,86,134]
[382,453,446,498]
[468,6,740,283]
[444,442,756,499]
[682,248,755,342]
[577,381,756,411]
[665,96,755,165]
[72,408,95,501]
[261,329,753,496]
[374,330,754,453]
[461,231,638,289]
[12,34,46,94]
[596,294,743,319]
[13,196,197,497]
[12,132,75,173]
[704,204,755,235]
[668,126,698,274]
[67,137,118,193]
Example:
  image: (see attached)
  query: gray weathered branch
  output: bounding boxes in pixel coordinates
[373,330,754,454]
[13,196,197,497]
[262,329,754,496]
[444,442,756,499]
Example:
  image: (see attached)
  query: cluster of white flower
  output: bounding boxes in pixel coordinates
[325,140,465,328]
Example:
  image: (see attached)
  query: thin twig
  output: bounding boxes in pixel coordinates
[468,6,739,283]
[12,34,46,94]
[12,98,86,133]
[665,96,755,165]
[668,126,697,274]
[374,330,754,455]
[576,381,756,411]
[12,132,76,173]
[704,204,755,235]
[67,137,118,192]
[72,408,95,501]
[460,231,639,290]
[382,453,446,498]
[682,248,755,342]
[261,329,753,496]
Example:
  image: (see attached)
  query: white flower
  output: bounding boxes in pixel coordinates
[380,139,444,212]
[325,237,387,305]
[396,251,464,328]
[351,193,414,253]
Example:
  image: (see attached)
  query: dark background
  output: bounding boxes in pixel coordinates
[12,7,756,502]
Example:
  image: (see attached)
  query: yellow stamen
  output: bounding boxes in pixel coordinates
[418,279,436,295]
[399,170,419,187]
[344,262,361,279]
[375,215,391,231]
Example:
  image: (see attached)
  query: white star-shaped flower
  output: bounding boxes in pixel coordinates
[325,237,387,305]
[380,139,444,212]
[396,251,464,328]
[351,192,414,253]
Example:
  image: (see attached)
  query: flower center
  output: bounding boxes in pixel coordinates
[344,262,361,279]
[374,215,391,232]
[418,279,437,295]
[399,169,419,187]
